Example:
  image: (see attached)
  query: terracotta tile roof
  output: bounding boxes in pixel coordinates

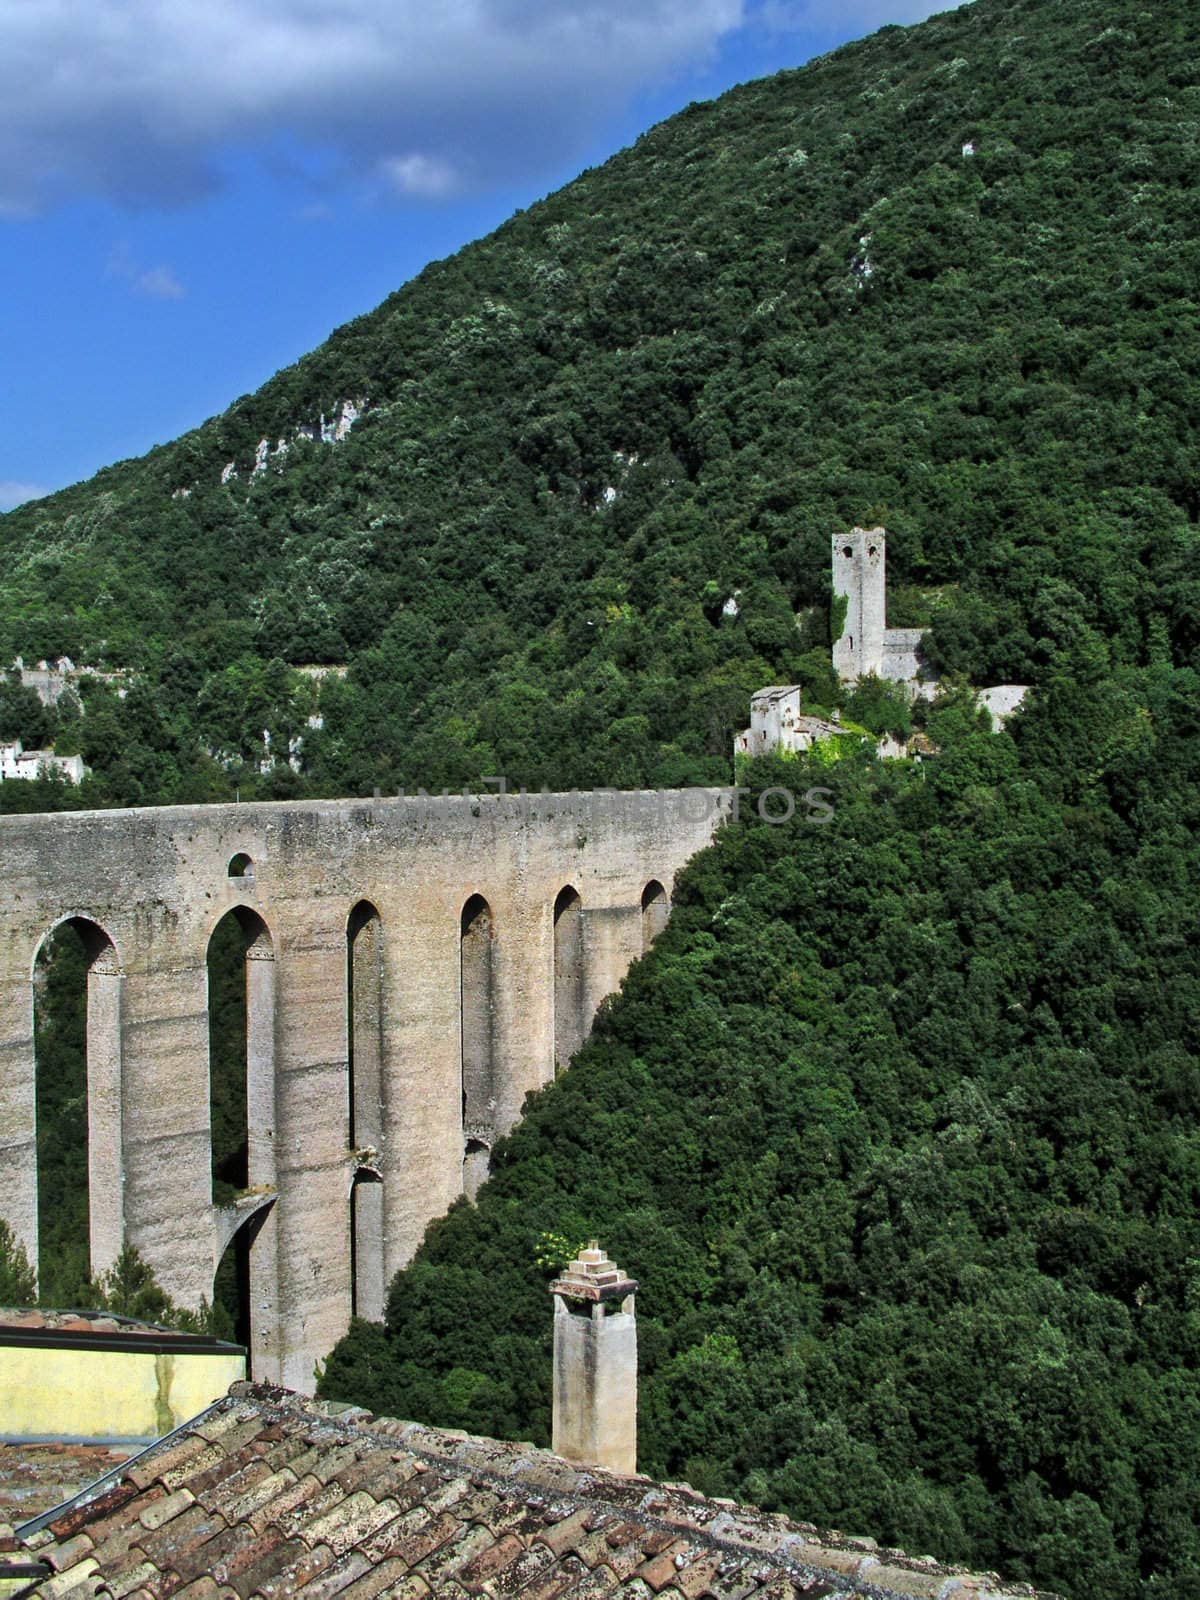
[0,1310,176,1337]
[0,1442,132,1526]
[0,1308,242,1354]
[11,1386,1060,1600]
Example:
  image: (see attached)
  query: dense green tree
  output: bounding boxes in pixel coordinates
[0,675,54,747]
[322,720,1200,1600]
[0,1220,36,1307]
[96,1246,175,1324]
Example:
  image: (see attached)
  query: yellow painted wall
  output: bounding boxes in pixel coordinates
[0,1345,245,1441]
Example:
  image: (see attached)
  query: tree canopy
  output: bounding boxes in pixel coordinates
[323,699,1200,1600]
[0,0,1196,809]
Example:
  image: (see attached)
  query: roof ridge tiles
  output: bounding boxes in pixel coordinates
[15,1386,1061,1600]
[241,1391,1057,1599]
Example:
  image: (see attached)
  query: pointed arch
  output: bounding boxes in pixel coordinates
[350,1169,385,1320]
[207,905,275,1372]
[347,901,384,1320]
[641,880,669,952]
[553,885,585,1075]
[33,915,123,1296]
[212,1195,274,1357]
[460,894,495,1200]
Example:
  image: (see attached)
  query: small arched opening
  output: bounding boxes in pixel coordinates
[553,886,585,1075]
[212,1198,273,1355]
[350,1169,384,1321]
[347,901,384,1320]
[460,895,495,1197]
[462,1136,492,1204]
[33,916,123,1301]
[227,853,254,881]
[207,905,275,1368]
[641,881,669,952]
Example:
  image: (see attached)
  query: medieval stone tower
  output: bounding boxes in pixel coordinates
[832,526,887,683]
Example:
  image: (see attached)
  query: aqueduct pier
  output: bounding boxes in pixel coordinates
[0,787,732,1390]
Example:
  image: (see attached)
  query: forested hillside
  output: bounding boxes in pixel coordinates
[1,0,1197,805]
[5,0,1200,1595]
[323,693,1200,1600]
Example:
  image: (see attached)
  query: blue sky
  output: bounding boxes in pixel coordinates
[0,0,956,510]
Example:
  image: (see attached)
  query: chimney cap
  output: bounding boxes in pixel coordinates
[550,1240,637,1303]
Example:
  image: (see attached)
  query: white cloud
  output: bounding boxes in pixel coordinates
[381,153,460,200]
[0,481,49,512]
[0,1,968,215]
[107,243,186,299]
[135,264,186,299]
[0,0,746,214]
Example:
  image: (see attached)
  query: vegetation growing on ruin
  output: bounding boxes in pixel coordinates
[1,0,1198,808]
[828,593,849,650]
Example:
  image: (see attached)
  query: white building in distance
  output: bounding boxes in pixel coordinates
[734,686,845,761]
[832,526,1028,720]
[0,741,86,785]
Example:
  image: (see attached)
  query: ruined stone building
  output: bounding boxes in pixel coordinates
[832,527,1028,723]
[733,688,844,763]
[831,528,937,696]
[9,655,129,708]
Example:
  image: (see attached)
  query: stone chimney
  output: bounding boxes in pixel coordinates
[550,1241,637,1475]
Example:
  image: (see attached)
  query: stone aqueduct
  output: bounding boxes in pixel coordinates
[0,788,732,1389]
